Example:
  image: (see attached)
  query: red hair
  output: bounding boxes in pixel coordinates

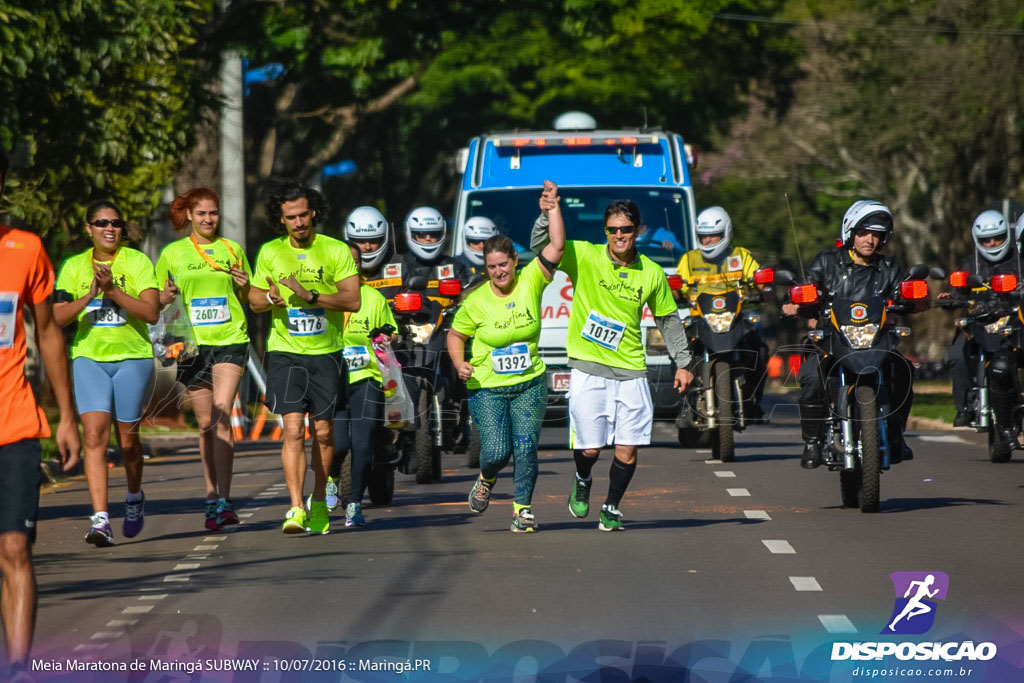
[169,187,220,231]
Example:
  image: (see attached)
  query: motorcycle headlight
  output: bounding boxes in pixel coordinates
[408,322,435,345]
[840,323,879,349]
[984,316,1010,334]
[704,311,736,333]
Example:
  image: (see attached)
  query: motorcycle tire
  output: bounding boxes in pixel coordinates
[339,454,352,510]
[854,384,881,513]
[415,389,441,484]
[711,360,735,462]
[368,466,395,505]
[987,427,1012,463]
[466,417,481,469]
[839,468,860,508]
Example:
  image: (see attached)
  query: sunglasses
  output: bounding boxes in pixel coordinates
[91,219,126,229]
[605,224,636,235]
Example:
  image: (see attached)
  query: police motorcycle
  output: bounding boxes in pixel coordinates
[676,268,775,461]
[775,265,940,512]
[939,270,1024,462]
[391,274,473,484]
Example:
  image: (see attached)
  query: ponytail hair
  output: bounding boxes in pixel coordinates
[169,187,220,232]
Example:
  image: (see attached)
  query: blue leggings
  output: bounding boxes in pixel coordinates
[72,357,154,423]
[467,375,547,506]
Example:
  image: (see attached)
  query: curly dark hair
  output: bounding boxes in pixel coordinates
[265,181,329,230]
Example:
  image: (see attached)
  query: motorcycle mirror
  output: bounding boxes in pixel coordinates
[928,267,947,280]
[405,275,428,291]
[774,269,797,286]
[966,274,984,289]
[905,264,928,280]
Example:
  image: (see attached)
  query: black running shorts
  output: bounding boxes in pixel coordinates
[265,351,346,419]
[0,439,42,542]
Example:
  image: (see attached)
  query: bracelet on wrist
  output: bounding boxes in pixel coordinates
[265,291,274,306]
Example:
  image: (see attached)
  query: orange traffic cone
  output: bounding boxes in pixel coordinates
[230,394,246,441]
[249,394,269,440]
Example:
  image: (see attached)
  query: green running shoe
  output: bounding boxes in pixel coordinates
[598,504,624,532]
[308,499,330,535]
[510,507,537,533]
[568,475,592,518]
[282,506,308,534]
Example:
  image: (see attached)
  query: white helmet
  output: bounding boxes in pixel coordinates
[840,200,893,246]
[404,206,446,261]
[462,216,498,266]
[972,209,1011,263]
[695,206,733,260]
[344,206,390,270]
[1016,213,1024,247]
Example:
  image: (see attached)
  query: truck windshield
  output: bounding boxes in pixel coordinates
[463,188,691,267]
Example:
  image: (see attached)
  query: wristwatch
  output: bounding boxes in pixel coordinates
[308,290,320,305]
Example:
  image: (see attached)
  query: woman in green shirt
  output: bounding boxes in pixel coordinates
[53,201,160,547]
[157,187,252,531]
[447,181,565,532]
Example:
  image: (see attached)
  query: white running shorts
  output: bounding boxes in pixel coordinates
[568,368,653,449]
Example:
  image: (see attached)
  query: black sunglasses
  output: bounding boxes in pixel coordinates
[91,219,126,229]
[605,224,636,235]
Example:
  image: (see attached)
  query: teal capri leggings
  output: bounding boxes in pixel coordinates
[72,356,154,423]
[467,375,547,506]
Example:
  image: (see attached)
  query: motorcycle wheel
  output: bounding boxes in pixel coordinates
[415,388,441,484]
[854,384,881,513]
[711,360,735,462]
[987,427,1012,463]
[367,466,395,505]
[839,468,860,508]
[466,416,481,469]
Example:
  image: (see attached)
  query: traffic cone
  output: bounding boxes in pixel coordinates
[230,394,246,441]
[304,414,311,440]
[249,395,269,440]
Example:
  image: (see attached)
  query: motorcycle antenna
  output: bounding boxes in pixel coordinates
[785,192,806,278]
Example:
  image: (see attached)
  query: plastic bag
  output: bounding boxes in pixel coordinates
[149,296,199,367]
[372,332,414,429]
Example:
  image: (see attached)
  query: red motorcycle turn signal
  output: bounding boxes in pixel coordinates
[948,271,969,288]
[900,280,929,300]
[438,279,462,296]
[666,274,683,290]
[753,267,775,285]
[789,284,818,305]
[393,292,423,313]
[991,274,1018,293]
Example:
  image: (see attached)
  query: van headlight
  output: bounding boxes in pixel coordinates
[840,323,879,349]
[704,311,735,333]
[408,323,435,345]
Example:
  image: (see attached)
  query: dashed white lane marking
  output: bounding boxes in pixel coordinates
[91,631,123,640]
[789,577,822,591]
[138,594,168,601]
[164,574,192,583]
[915,435,965,443]
[238,513,254,519]
[714,471,736,478]
[744,510,772,520]
[107,619,137,627]
[762,540,796,554]
[255,492,276,497]
[704,459,722,464]
[193,545,218,551]
[819,614,858,634]
[697,449,712,454]
[203,536,227,541]
[186,554,208,560]
[173,563,201,571]
[74,643,108,652]
[122,605,154,614]
[235,472,251,476]
[239,508,260,513]
[726,488,751,497]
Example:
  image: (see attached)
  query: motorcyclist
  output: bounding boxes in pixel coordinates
[344,205,404,296]
[782,200,914,469]
[941,210,1021,451]
[676,206,769,422]
[455,216,499,282]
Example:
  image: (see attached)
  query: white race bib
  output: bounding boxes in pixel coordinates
[581,311,626,351]
[0,291,17,349]
[491,342,532,374]
[86,298,127,327]
[343,345,372,371]
[190,296,231,326]
[286,307,327,336]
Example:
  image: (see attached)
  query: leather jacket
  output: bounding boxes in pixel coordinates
[804,247,903,302]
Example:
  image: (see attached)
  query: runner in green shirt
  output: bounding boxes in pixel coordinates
[448,181,565,533]
[156,187,252,532]
[249,181,360,536]
[53,200,159,546]
[328,243,399,526]
[531,199,694,531]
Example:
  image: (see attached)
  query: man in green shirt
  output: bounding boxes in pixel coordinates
[533,199,694,531]
[249,181,360,535]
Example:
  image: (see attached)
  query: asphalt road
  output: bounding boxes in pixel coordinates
[24,396,1024,682]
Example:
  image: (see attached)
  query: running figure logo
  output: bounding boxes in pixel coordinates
[881,571,949,635]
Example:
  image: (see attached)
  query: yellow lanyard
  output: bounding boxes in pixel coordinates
[190,233,240,273]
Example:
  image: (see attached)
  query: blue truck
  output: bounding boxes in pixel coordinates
[451,116,699,416]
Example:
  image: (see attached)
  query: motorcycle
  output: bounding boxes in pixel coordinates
[676,268,774,461]
[939,270,1024,462]
[391,275,480,483]
[776,265,941,512]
